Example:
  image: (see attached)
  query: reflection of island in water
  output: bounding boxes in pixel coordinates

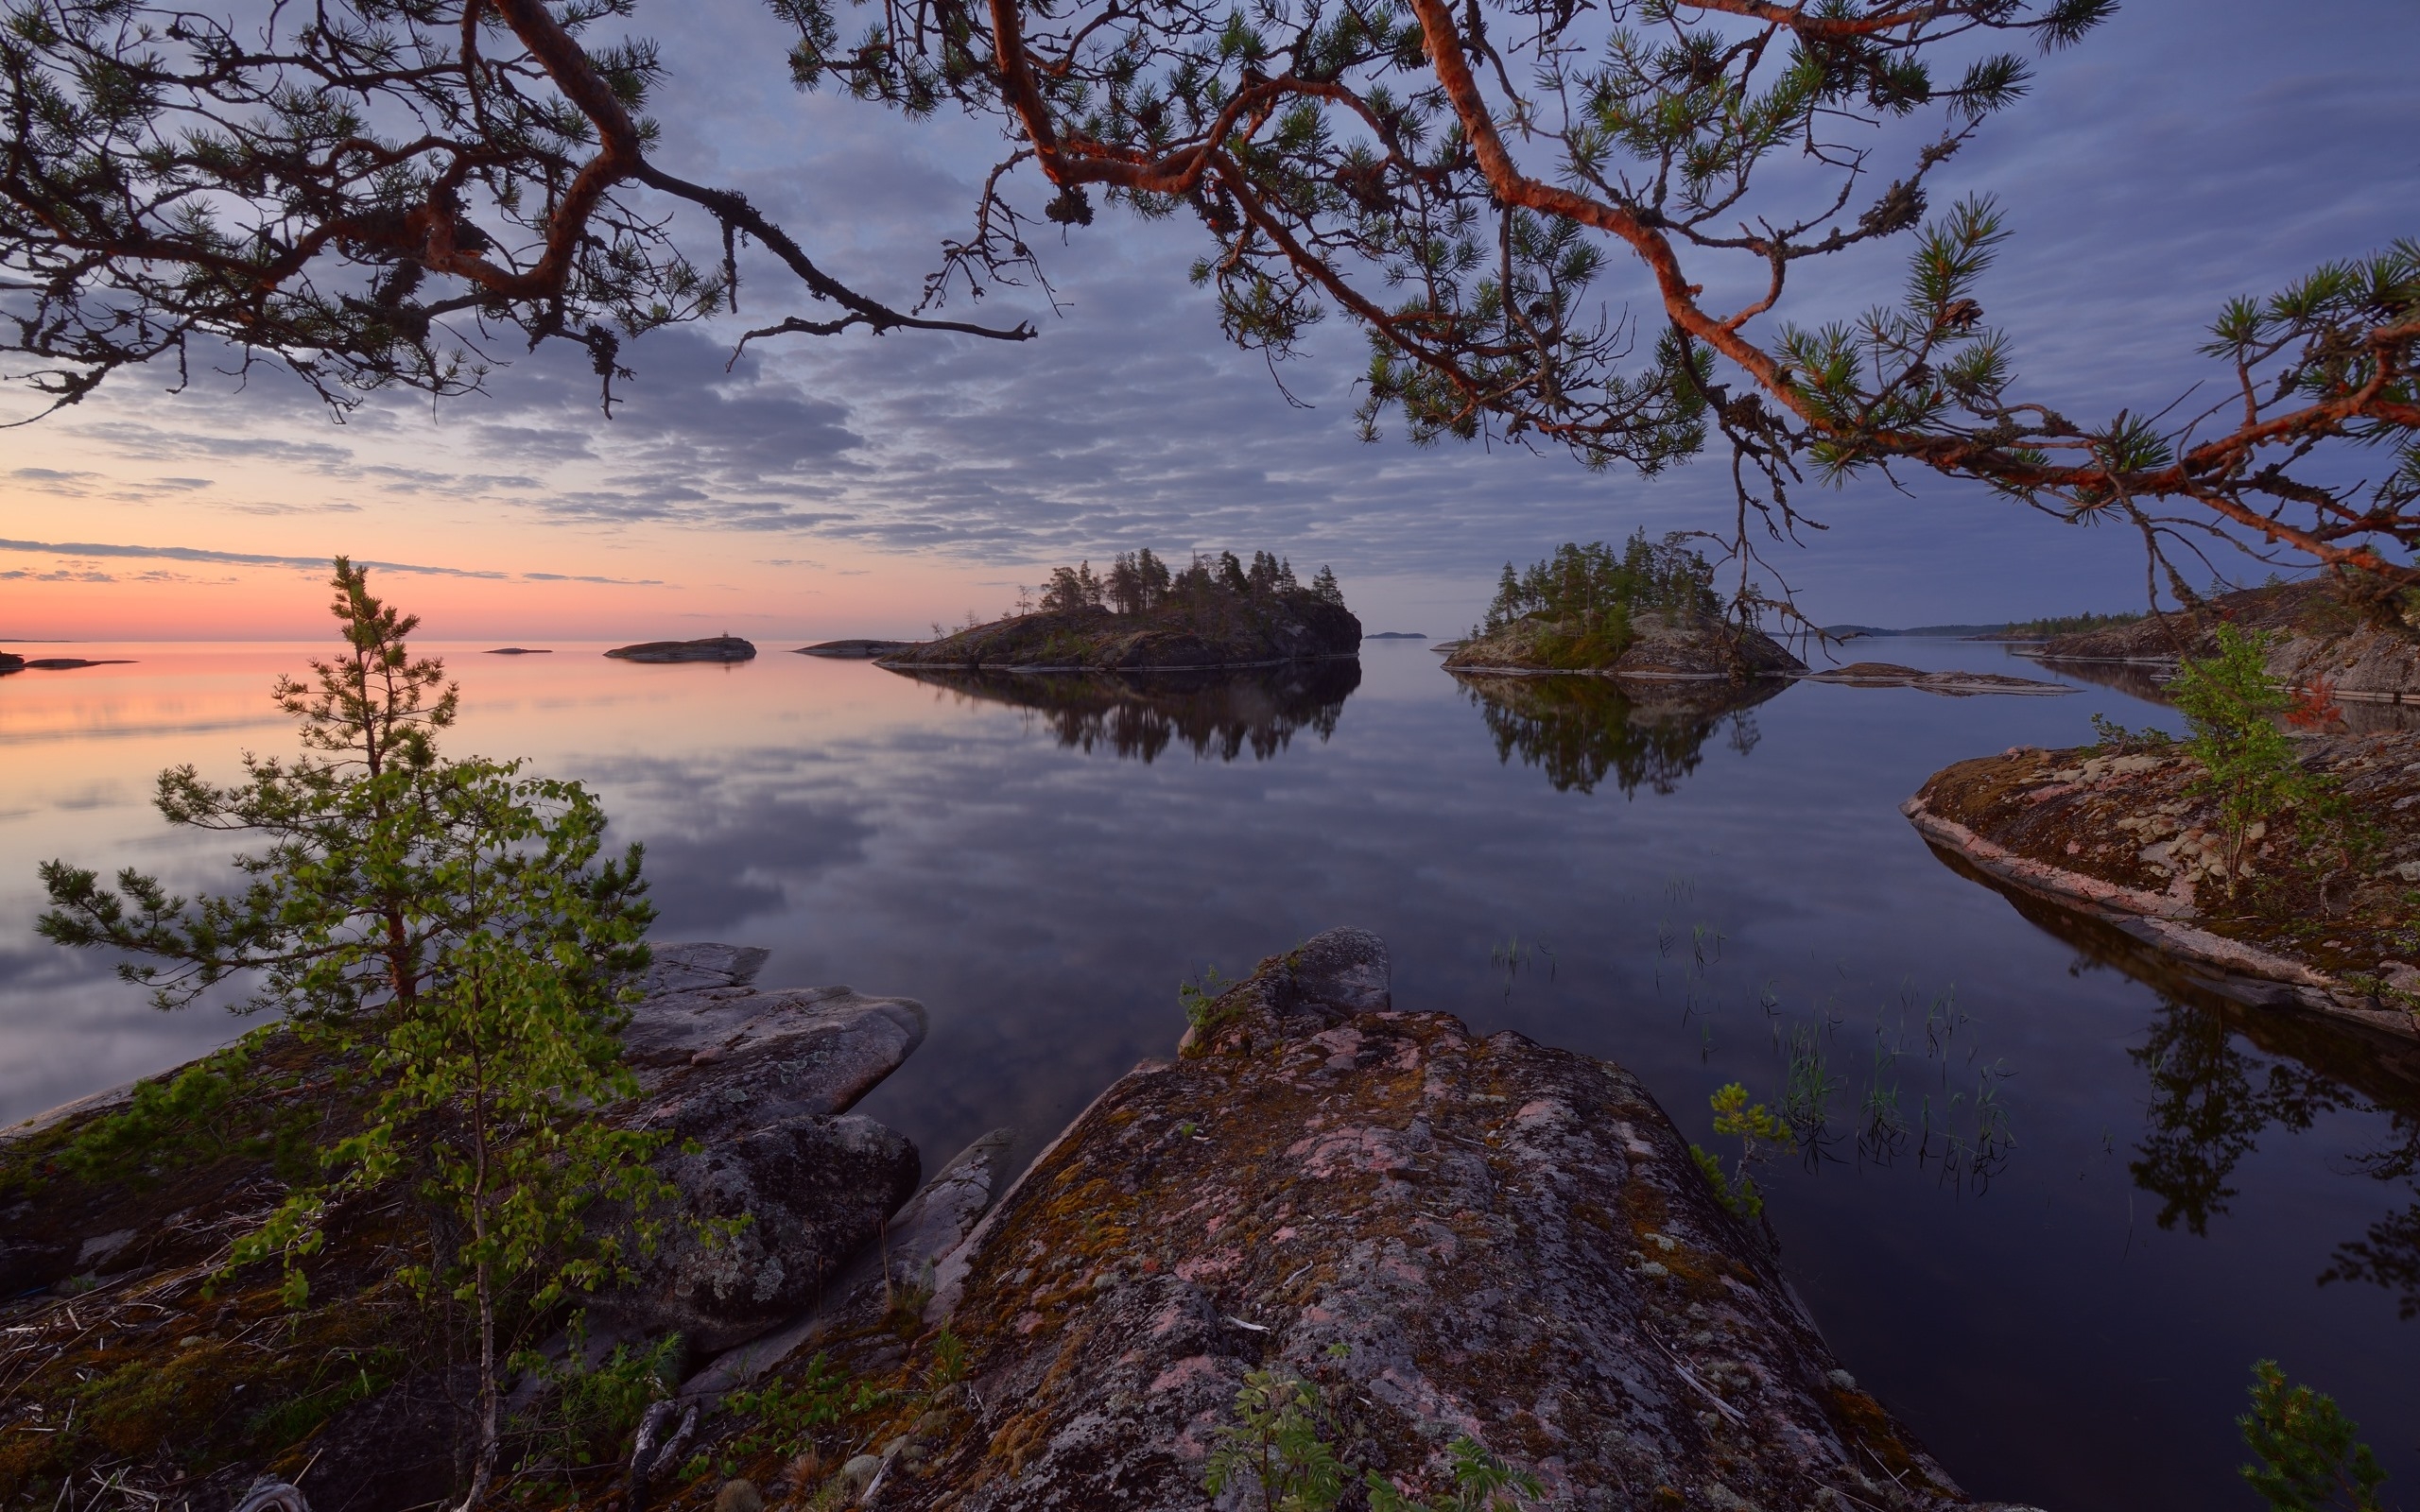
[884,661,1360,763]
[1452,672,1785,796]
[1923,837,2420,1319]
[2025,652,2420,733]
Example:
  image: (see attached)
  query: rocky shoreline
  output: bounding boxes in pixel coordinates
[2023,579,2420,705]
[0,933,2023,1512]
[1906,737,2420,1040]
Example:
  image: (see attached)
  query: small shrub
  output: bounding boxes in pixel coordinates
[1367,1436,1545,1512]
[723,1353,890,1464]
[1690,1082,1793,1221]
[2089,711,2174,753]
[510,1329,683,1475]
[2238,1360,2386,1511]
[1205,1370,1349,1512]
[2171,626,2316,898]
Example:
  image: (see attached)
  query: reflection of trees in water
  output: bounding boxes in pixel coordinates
[885,660,1360,763]
[1919,838,2420,1316]
[1453,673,1784,796]
[2128,1004,2345,1235]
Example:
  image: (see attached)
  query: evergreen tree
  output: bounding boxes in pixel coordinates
[1106,553,1144,614]
[1219,551,1251,594]
[1311,565,1346,607]
[37,560,671,1512]
[1137,548,1172,606]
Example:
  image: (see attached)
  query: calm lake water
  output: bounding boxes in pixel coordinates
[3,637,2413,1509]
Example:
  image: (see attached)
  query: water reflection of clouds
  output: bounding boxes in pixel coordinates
[6,641,2418,1507]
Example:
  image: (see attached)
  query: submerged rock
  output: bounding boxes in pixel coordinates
[778,929,2019,1512]
[1801,662,2073,696]
[606,637,757,663]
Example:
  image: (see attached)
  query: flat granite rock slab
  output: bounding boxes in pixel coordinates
[831,928,1996,1512]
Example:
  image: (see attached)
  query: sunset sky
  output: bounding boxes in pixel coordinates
[3,0,2413,644]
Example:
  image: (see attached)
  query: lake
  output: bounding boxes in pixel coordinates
[2,635,2411,1510]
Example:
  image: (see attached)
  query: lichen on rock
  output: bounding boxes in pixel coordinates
[761,929,2014,1512]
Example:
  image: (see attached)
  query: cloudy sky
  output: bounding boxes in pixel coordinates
[3,0,2414,643]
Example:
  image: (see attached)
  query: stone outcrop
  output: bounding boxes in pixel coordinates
[1908,738,2420,1040]
[1443,610,1805,679]
[607,637,758,663]
[2028,578,2420,704]
[0,943,947,1512]
[748,930,2031,1512]
[878,593,1359,671]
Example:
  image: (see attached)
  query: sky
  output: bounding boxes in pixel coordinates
[2,0,2415,643]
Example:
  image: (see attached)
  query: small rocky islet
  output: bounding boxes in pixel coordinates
[606,638,759,663]
[0,935,2032,1512]
[879,553,1360,672]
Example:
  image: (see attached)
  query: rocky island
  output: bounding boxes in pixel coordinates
[607,637,758,663]
[1907,733,2420,1038]
[1441,536,1804,679]
[0,933,2026,1512]
[0,653,135,674]
[878,550,1360,671]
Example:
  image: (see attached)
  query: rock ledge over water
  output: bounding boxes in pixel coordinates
[1909,737,2420,1039]
[771,929,2024,1512]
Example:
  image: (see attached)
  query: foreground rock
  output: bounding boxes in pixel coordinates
[607,636,758,663]
[0,943,938,1511]
[1443,610,1804,679]
[879,591,1359,671]
[1801,662,2073,696]
[1908,738,2420,1038]
[725,930,2024,1512]
[2028,578,2420,704]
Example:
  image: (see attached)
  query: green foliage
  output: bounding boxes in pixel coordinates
[1204,1370,1350,1512]
[33,559,670,1508]
[2090,711,2176,754]
[1366,1437,1545,1512]
[1179,965,1238,1044]
[2170,626,2317,898]
[34,1028,318,1193]
[724,1352,892,1463]
[1479,532,1720,665]
[1205,1368,1541,1512]
[2237,1360,2387,1512]
[2009,610,2147,636]
[1691,1081,1793,1222]
[511,1330,683,1475]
